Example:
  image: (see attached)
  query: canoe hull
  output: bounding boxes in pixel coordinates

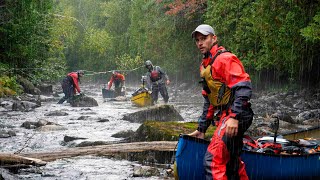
[102,89,115,98]
[131,91,152,107]
[175,135,320,180]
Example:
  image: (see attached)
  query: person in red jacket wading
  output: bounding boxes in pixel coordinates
[107,71,125,97]
[58,70,84,104]
[188,24,254,180]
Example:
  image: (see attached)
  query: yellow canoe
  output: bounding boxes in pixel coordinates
[131,89,152,107]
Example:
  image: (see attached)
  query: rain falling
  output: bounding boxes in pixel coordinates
[0,0,319,179]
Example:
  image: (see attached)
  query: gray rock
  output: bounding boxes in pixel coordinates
[44,110,68,116]
[70,95,98,107]
[64,135,87,142]
[122,104,184,123]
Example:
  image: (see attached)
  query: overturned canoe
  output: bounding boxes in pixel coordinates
[175,135,320,180]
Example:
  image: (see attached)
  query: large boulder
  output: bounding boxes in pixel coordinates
[16,76,41,95]
[36,84,53,95]
[70,95,98,107]
[122,104,184,123]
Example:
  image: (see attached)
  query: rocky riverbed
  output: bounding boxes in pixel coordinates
[0,82,319,179]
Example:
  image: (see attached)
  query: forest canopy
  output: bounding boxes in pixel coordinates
[0,0,319,90]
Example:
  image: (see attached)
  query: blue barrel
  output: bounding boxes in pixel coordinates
[175,135,209,180]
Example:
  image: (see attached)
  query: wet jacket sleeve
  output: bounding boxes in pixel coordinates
[214,54,252,121]
[230,81,252,120]
[108,76,114,89]
[119,74,125,86]
[197,94,214,133]
[69,73,80,93]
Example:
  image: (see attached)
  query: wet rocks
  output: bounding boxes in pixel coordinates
[0,130,16,138]
[122,104,184,123]
[70,95,98,107]
[44,110,68,116]
[132,165,160,177]
[36,84,53,95]
[63,135,87,142]
[21,120,55,129]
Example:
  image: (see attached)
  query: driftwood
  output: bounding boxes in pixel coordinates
[0,141,178,165]
[0,153,47,167]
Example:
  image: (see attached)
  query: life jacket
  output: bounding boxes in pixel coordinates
[150,67,161,82]
[200,50,232,106]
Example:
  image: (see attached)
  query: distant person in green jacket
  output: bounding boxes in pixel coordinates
[58,70,84,104]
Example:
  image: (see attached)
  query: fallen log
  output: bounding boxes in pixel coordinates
[0,153,47,167]
[8,141,178,162]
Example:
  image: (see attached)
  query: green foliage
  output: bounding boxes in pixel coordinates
[115,54,143,73]
[205,0,320,86]
[1,0,319,88]
[0,76,22,97]
[0,0,53,74]
[301,11,320,42]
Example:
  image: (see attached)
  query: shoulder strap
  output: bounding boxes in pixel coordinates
[209,49,230,65]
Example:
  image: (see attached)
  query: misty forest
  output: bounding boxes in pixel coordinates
[0,0,319,92]
[1,0,320,179]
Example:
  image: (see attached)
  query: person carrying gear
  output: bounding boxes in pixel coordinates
[188,24,254,180]
[144,60,170,104]
[58,70,84,104]
[108,71,125,97]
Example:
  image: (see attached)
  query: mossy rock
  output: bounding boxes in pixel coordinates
[131,121,216,142]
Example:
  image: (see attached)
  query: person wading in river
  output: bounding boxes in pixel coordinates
[107,71,125,97]
[58,70,84,104]
[144,60,170,105]
[188,24,254,180]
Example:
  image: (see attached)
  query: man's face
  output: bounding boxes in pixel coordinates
[146,65,152,70]
[194,32,216,54]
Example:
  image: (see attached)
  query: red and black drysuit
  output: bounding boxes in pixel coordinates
[145,65,169,104]
[108,73,125,97]
[198,44,253,180]
[58,72,81,104]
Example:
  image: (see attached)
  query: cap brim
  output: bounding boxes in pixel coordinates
[191,30,210,38]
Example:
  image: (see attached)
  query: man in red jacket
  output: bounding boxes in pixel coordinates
[108,71,125,97]
[188,24,254,180]
[58,70,84,104]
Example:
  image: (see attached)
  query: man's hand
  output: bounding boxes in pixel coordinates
[225,118,239,137]
[188,130,205,139]
[166,80,170,85]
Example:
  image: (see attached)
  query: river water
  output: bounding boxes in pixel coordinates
[0,83,203,179]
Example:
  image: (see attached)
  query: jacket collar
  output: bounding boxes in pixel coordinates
[202,44,219,67]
